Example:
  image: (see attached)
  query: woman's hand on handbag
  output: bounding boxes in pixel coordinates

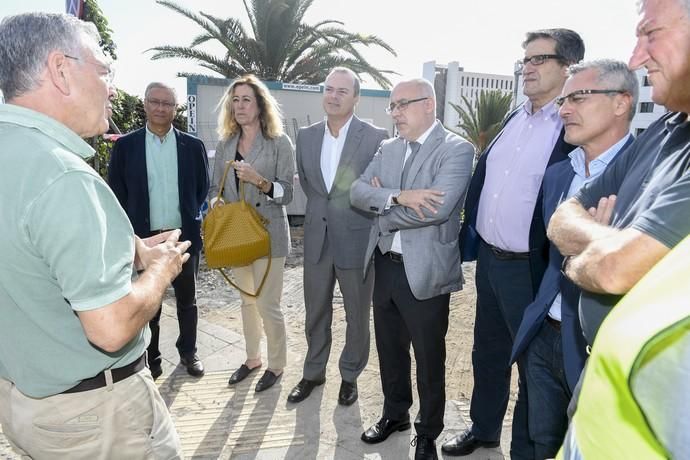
[233,160,270,192]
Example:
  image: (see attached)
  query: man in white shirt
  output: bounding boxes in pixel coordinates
[290,67,388,405]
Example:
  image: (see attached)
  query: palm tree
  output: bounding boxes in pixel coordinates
[149,0,397,88]
[450,90,513,157]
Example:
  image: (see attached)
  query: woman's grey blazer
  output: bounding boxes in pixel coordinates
[209,132,296,258]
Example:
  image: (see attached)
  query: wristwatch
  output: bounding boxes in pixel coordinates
[257,178,268,190]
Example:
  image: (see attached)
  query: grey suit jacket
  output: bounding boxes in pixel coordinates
[350,122,475,300]
[209,132,296,258]
[296,116,389,269]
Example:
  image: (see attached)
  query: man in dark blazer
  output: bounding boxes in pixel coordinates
[445,29,584,459]
[289,67,389,406]
[510,59,637,458]
[351,78,474,460]
[108,82,209,379]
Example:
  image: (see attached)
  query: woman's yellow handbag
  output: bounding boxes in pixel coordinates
[203,161,272,297]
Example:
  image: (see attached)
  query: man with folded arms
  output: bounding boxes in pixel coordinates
[351,78,474,460]
[0,12,188,458]
[548,0,690,384]
[510,59,637,458]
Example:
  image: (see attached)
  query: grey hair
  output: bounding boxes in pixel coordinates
[326,67,361,97]
[638,0,690,17]
[0,12,100,100]
[145,82,177,103]
[568,59,639,120]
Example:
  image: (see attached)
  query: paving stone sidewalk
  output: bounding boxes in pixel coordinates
[0,270,509,460]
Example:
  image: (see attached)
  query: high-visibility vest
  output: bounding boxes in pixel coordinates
[558,235,690,459]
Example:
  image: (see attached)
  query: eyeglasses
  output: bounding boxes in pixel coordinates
[64,54,115,84]
[145,98,177,110]
[555,89,628,107]
[518,54,564,70]
[385,97,428,114]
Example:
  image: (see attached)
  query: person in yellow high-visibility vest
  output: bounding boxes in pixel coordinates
[559,234,690,459]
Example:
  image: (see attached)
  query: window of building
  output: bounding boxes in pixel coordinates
[640,102,655,113]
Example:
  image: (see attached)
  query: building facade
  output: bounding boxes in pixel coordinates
[422,60,514,129]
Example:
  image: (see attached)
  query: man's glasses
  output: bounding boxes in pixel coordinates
[64,54,115,84]
[385,97,428,114]
[555,89,627,107]
[517,54,564,71]
[146,98,177,110]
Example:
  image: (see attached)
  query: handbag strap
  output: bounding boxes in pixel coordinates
[216,256,272,297]
[217,160,249,203]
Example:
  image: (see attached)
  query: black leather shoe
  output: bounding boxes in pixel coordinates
[338,380,358,406]
[228,364,259,385]
[361,417,411,444]
[255,370,281,392]
[287,377,325,403]
[441,429,499,456]
[412,435,438,460]
[149,364,163,381]
[180,355,205,377]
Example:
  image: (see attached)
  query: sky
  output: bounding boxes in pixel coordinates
[0,0,642,100]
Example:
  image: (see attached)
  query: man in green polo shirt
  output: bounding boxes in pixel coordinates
[0,12,190,459]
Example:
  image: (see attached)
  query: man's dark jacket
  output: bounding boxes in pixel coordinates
[108,127,209,254]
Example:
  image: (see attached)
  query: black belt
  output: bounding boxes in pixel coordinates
[545,316,561,331]
[151,228,176,235]
[62,354,146,394]
[485,242,529,261]
[384,251,404,263]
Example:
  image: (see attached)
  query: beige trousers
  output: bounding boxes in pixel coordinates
[0,368,182,460]
[233,257,287,369]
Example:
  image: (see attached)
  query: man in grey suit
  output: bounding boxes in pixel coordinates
[288,67,389,405]
[351,78,474,460]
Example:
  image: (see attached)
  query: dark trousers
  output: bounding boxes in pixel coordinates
[526,321,571,459]
[470,240,534,459]
[373,250,449,439]
[148,253,200,368]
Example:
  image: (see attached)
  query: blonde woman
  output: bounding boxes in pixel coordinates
[209,75,295,392]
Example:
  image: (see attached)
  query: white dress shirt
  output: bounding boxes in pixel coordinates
[320,115,353,192]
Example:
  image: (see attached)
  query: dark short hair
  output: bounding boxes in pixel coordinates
[523,28,585,66]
